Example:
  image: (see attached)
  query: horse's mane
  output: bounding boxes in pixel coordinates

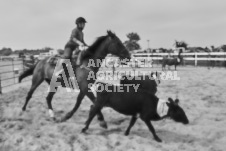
[83,35,108,60]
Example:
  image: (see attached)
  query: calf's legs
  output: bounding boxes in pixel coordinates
[82,103,103,133]
[124,116,137,136]
[140,115,162,142]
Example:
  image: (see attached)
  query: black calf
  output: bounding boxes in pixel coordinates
[82,82,189,142]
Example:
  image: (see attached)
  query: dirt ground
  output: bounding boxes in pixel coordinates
[0,66,226,151]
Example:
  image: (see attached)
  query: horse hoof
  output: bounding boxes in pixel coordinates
[60,112,72,122]
[124,132,129,136]
[81,128,87,133]
[22,108,26,111]
[154,136,162,143]
[99,121,108,129]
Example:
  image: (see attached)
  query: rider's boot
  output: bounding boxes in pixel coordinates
[76,52,83,66]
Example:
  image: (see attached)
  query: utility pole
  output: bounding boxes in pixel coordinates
[147,40,150,50]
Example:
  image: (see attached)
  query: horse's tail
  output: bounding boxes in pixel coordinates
[18,63,37,83]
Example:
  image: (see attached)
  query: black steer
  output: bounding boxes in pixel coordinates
[82,82,189,142]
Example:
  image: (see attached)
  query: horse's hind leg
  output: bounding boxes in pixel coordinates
[22,75,44,111]
[60,91,85,122]
[86,90,107,129]
[46,91,57,119]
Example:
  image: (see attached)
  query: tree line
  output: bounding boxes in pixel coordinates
[1,32,226,56]
[0,47,53,56]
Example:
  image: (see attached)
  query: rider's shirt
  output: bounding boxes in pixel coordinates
[69,27,84,45]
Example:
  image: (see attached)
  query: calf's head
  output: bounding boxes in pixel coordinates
[166,98,189,124]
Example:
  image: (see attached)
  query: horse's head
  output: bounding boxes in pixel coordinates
[166,98,189,124]
[106,30,131,60]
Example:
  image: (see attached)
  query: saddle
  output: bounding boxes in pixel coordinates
[47,54,77,66]
[47,54,62,65]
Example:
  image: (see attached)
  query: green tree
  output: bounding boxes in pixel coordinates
[42,47,53,52]
[0,47,12,56]
[18,52,25,58]
[57,49,64,55]
[124,32,141,51]
[211,45,215,51]
[127,32,140,41]
[174,40,188,49]
[221,45,226,52]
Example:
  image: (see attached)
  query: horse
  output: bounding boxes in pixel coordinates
[82,82,189,142]
[162,50,183,71]
[18,30,131,128]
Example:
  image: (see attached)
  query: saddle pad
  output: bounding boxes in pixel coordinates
[47,55,62,65]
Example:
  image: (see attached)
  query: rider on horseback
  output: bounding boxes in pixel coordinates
[55,17,89,77]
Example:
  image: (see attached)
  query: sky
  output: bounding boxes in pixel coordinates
[0,0,225,50]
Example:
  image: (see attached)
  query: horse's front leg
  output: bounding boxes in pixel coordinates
[86,90,108,129]
[60,91,85,122]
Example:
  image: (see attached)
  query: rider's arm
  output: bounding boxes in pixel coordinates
[72,37,84,46]
[82,40,88,47]
[81,33,88,47]
[71,29,87,47]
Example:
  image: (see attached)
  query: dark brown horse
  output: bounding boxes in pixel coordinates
[19,31,131,128]
[162,49,183,71]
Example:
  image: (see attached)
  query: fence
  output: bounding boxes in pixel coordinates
[0,52,225,93]
[0,58,31,94]
[132,52,226,67]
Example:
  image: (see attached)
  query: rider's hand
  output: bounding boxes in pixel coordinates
[83,43,90,47]
[79,42,85,47]
[85,44,90,48]
[83,43,90,49]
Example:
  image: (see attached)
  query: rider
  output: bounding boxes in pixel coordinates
[55,17,89,77]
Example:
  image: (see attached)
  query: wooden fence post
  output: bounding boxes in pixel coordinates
[224,52,226,68]
[22,57,25,72]
[0,74,2,94]
[194,52,197,67]
[12,59,15,84]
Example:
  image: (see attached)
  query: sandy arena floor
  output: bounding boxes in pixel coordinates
[0,66,226,151]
